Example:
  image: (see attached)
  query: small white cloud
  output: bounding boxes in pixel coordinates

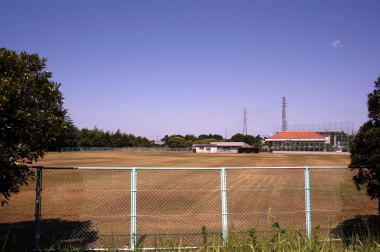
[331,40,342,47]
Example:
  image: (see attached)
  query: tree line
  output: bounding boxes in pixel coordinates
[47,115,265,149]
[51,121,153,149]
[54,122,264,149]
[161,133,263,148]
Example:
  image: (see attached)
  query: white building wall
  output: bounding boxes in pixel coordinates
[194,147,217,153]
[216,147,239,153]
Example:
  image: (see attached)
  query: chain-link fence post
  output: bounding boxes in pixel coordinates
[130,168,137,250]
[34,166,42,250]
[220,168,228,243]
[304,166,311,239]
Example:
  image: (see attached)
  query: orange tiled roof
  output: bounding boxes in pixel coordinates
[268,131,325,139]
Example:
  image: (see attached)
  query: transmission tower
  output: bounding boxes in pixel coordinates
[282,97,288,131]
[243,107,248,135]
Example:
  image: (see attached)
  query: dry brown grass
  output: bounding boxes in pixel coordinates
[36,151,351,167]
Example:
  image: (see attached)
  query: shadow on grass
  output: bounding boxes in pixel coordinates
[331,215,380,242]
[0,218,98,250]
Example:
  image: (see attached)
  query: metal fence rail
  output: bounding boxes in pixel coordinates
[59,147,191,152]
[0,166,378,250]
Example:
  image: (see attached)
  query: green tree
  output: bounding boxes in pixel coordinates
[161,135,170,143]
[198,134,223,140]
[230,133,262,147]
[184,134,197,142]
[49,118,78,150]
[194,138,219,144]
[74,128,152,148]
[0,48,68,205]
[349,76,380,216]
[166,136,189,148]
[230,133,247,143]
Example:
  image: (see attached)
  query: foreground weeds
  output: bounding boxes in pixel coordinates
[2,236,379,252]
[2,225,379,251]
[35,237,380,252]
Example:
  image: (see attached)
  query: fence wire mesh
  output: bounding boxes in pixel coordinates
[0,177,36,248]
[136,169,221,247]
[41,169,131,248]
[309,168,378,238]
[59,147,191,152]
[227,168,306,238]
[0,166,378,250]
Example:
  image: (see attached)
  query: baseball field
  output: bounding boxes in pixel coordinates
[0,151,377,248]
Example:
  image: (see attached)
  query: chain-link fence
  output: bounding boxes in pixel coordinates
[0,166,378,250]
[59,147,191,152]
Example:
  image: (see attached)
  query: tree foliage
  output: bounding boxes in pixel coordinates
[166,136,191,148]
[198,134,223,140]
[349,76,380,214]
[161,133,263,148]
[54,124,154,148]
[162,134,221,148]
[72,127,152,148]
[193,138,221,144]
[0,48,68,205]
[230,133,262,147]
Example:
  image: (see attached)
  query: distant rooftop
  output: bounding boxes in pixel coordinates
[192,142,251,148]
[192,144,217,147]
[210,142,251,147]
[268,131,325,139]
[153,141,165,145]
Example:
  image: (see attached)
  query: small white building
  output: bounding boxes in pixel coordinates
[192,142,251,153]
[153,140,165,146]
[192,144,218,153]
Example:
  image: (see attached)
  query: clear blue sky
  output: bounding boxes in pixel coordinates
[1,0,379,139]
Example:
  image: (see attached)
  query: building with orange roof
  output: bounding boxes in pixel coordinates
[265,131,331,151]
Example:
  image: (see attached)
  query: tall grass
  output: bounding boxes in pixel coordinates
[48,234,379,252]
[1,226,379,252]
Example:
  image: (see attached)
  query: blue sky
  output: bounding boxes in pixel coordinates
[1,1,379,139]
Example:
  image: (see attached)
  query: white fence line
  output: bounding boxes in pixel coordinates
[27,166,378,250]
[36,166,348,170]
[58,147,191,152]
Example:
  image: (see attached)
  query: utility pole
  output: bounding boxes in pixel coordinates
[282,97,288,131]
[243,107,248,135]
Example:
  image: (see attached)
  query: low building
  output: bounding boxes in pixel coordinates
[192,142,251,153]
[153,140,165,146]
[192,144,218,153]
[265,131,330,151]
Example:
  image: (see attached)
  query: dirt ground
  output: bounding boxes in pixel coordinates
[1,152,377,248]
[36,151,351,167]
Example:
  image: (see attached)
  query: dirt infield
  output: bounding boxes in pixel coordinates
[1,152,377,248]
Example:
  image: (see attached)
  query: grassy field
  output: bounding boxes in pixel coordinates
[36,151,351,167]
[1,151,377,249]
